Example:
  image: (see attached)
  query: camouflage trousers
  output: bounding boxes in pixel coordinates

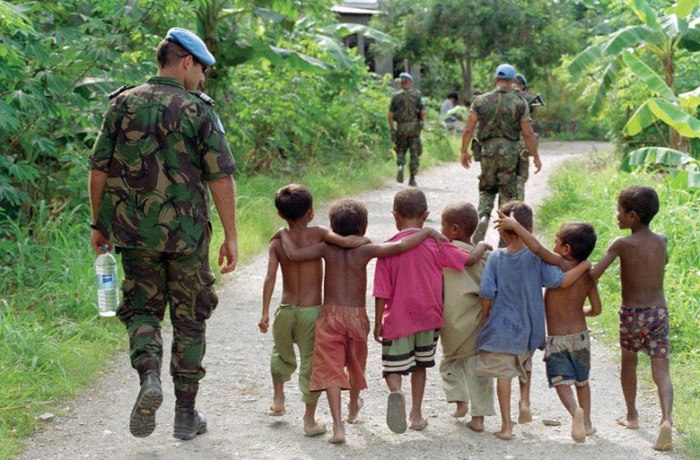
[394,134,422,175]
[478,138,519,219]
[117,237,218,401]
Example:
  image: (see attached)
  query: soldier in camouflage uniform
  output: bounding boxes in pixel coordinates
[88,28,238,441]
[514,73,539,201]
[389,72,426,187]
[460,64,541,242]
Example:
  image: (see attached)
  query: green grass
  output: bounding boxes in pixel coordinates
[536,151,700,457]
[0,129,457,459]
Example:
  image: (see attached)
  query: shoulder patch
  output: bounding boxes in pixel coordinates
[192,91,215,106]
[108,85,134,99]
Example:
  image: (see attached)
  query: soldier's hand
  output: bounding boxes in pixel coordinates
[258,314,269,333]
[218,237,238,274]
[533,155,542,174]
[91,229,111,254]
[460,150,472,169]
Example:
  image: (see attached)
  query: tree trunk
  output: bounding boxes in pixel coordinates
[662,51,689,151]
[459,57,473,105]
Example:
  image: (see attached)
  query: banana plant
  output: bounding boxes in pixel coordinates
[568,0,700,150]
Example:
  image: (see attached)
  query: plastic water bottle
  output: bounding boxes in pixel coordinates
[95,247,119,317]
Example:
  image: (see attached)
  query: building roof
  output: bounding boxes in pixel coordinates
[332,5,379,15]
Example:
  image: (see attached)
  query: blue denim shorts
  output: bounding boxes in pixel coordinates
[543,330,590,387]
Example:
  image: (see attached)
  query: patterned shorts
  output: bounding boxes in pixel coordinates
[619,305,669,358]
[544,330,591,387]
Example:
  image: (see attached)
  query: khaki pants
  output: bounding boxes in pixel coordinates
[440,354,495,416]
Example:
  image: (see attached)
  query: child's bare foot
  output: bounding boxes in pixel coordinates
[409,417,428,431]
[617,413,639,429]
[303,422,327,437]
[572,408,586,443]
[518,407,532,424]
[329,423,345,444]
[653,421,673,451]
[267,403,285,416]
[452,402,468,418]
[347,398,364,424]
[586,425,597,436]
[494,427,513,440]
[466,416,485,432]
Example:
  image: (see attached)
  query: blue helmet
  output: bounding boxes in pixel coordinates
[495,64,516,80]
[398,72,413,81]
[165,28,216,66]
[514,73,527,88]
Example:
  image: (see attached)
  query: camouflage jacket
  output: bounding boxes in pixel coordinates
[390,88,425,136]
[89,76,237,253]
[471,88,531,142]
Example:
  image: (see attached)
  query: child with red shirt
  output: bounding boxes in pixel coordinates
[373,189,490,434]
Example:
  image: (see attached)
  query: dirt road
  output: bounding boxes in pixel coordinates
[21,141,679,459]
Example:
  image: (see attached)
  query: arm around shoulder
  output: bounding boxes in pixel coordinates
[590,237,623,280]
[279,229,325,262]
[494,211,561,265]
[560,259,592,289]
[466,241,492,266]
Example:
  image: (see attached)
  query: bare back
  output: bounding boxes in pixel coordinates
[545,258,597,336]
[276,226,325,307]
[320,244,376,308]
[616,229,667,308]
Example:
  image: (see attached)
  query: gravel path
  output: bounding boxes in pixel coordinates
[20,141,680,459]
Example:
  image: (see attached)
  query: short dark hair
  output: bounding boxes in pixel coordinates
[499,200,533,233]
[328,199,368,236]
[393,189,428,219]
[447,92,459,100]
[275,183,313,221]
[156,39,188,68]
[442,201,478,238]
[618,185,659,225]
[558,222,596,262]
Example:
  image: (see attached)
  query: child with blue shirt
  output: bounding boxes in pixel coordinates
[477,201,591,440]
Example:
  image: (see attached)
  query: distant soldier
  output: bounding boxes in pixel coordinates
[88,28,238,441]
[460,64,541,242]
[389,72,426,187]
[514,73,540,201]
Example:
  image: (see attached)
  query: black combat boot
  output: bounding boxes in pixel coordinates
[173,400,207,440]
[396,166,404,183]
[408,174,417,187]
[473,216,489,243]
[129,370,163,438]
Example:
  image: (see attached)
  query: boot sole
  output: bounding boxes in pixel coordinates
[129,384,163,438]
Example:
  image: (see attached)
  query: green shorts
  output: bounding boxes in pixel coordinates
[382,329,440,377]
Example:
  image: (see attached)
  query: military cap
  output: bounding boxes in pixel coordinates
[399,72,413,81]
[515,73,527,88]
[495,64,516,80]
[165,28,215,66]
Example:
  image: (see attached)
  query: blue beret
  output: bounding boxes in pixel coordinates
[399,72,413,81]
[515,73,527,88]
[165,28,215,66]
[495,64,516,80]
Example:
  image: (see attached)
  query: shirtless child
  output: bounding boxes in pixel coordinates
[260,184,365,437]
[590,185,674,451]
[280,199,443,444]
[495,212,601,443]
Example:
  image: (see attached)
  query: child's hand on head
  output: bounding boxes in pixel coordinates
[428,228,448,246]
[494,210,518,231]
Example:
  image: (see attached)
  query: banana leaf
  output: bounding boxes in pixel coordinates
[621,52,676,100]
[666,0,700,18]
[626,0,662,30]
[679,86,700,110]
[623,98,700,137]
